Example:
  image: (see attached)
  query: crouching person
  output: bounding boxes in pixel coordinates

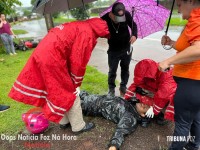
[8,18,110,134]
[125,59,177,123]
[71,91,151,150]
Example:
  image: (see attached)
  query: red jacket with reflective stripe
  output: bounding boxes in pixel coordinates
[8,18,110,123]
[124,59,176,121]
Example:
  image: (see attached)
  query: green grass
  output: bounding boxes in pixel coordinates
[13,29,28,35]
[53,18,76,24]
[167,17,188,26]
[0,49,108,135]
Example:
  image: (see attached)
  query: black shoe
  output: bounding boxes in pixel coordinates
[0,105,10,112]
[59,123,71,129]
[140,117,151,128]
[108,89,115,97]
[119,87,126,97]
[154,112,168,126]
[73,122,95,134]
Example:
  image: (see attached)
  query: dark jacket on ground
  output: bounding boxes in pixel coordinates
[79,91,143,149]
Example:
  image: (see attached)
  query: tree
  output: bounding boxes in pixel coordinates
[23,9,32,17]
[70,4,91,20]
[0,0,22,14]
[31,0,37,5]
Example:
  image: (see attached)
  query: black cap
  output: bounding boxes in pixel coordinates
[112,2,126,22]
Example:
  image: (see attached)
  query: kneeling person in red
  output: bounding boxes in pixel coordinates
[124,59,177,122]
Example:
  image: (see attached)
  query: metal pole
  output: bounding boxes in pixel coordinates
[165,0,175,35]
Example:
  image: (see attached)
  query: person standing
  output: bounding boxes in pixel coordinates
[0,13,17,55]
[101,2,137,97]
[159,0,200,149]
[9,18,110,134]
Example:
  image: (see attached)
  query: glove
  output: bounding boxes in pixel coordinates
[73,87,80,97]
[145,106,154,118]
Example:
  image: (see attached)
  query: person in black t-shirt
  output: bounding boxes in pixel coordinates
[101,2,138,97]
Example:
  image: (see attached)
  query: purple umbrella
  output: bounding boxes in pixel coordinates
[100,0,170,38]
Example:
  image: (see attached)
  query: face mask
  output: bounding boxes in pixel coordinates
[115,15,126,23]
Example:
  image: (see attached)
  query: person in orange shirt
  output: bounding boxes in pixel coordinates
[159,0,200,150]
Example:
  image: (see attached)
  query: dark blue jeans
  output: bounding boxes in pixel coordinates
[107,48,132,91]
[169,77,200,150]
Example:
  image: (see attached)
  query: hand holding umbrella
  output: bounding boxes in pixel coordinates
[162,0,175,50]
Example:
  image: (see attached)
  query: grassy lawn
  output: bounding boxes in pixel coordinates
[167,17,188,26]
[13,29,28,35]
[0,49,108,135]
[53,18,76,25]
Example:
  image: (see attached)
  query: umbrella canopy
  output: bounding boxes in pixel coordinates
[100,0,170,38]
[33,0,97,15]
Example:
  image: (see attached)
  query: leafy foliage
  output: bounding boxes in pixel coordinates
[0,0,22,15]
[70,4,91,20]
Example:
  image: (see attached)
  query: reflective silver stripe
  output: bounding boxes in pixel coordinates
[46,102,64,117]
[13,85,66,112]
[124,93,134,98]
[71,78,82,84]
[168,105,174,109]
[70,73,83,79]
[154,104,162,110]
[15,80,48,95]
[153,107,160,113]
[126,89,135,94]
[165,110,174,114]
[13,85,46,99]
[46,98,66,112]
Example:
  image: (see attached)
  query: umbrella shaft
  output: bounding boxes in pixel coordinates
[165,0,175,35]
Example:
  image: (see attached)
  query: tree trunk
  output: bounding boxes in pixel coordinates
[44,14,54,32]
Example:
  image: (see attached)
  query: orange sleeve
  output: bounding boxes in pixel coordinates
[185,8,200,44]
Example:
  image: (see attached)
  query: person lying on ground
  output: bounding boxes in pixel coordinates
[124,59,177,123]
[60,91,152,150]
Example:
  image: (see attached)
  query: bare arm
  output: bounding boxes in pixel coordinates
[10,28,16,36]
[159,41,200,71]
[0,19,3,28]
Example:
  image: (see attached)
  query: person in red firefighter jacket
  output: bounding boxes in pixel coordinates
[124,59,177,121]
[8,18,110,133]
